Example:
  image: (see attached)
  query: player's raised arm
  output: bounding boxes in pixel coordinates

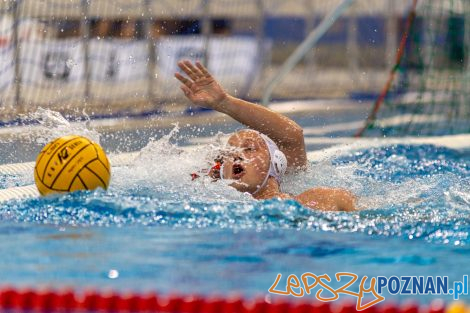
[175,60,307,170]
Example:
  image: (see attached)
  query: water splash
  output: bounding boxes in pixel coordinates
[22,108,101,145]
[0,108,102,185]
[112,123,250,202]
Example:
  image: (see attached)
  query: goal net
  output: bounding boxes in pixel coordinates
[359,0,470,137]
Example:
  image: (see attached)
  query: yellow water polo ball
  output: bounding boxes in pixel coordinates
[34,135,111,196]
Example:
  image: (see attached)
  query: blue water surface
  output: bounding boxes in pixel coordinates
[0,143,469,305]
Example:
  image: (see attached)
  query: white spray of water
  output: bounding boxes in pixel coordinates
[13,108,100,145]
[111,124,251,203]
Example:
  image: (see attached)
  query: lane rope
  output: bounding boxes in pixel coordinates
[0,287,453,313]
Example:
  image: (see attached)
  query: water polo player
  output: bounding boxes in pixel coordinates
[175,60,356,212]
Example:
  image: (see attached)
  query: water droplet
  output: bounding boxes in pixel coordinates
[108,269,119,279]
[66,59,75,69]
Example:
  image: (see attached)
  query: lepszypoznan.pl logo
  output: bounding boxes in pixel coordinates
[269,273,468,311]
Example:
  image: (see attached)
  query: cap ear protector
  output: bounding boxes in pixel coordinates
[272,149,288,178]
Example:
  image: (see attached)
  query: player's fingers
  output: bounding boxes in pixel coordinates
[195,61,212,78]
[178,60,198,80]
[174,72,192,88]
[183,60,203,78]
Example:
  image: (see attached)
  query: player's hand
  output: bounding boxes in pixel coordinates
[175,60,228,110]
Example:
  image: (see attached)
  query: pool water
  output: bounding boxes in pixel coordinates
[0,111,470,304]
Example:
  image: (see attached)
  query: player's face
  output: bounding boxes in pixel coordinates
[218,130,270,194]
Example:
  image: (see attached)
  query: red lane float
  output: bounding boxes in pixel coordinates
[0,287,464,313]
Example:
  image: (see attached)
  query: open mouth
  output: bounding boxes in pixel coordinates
[232,163,245,179]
